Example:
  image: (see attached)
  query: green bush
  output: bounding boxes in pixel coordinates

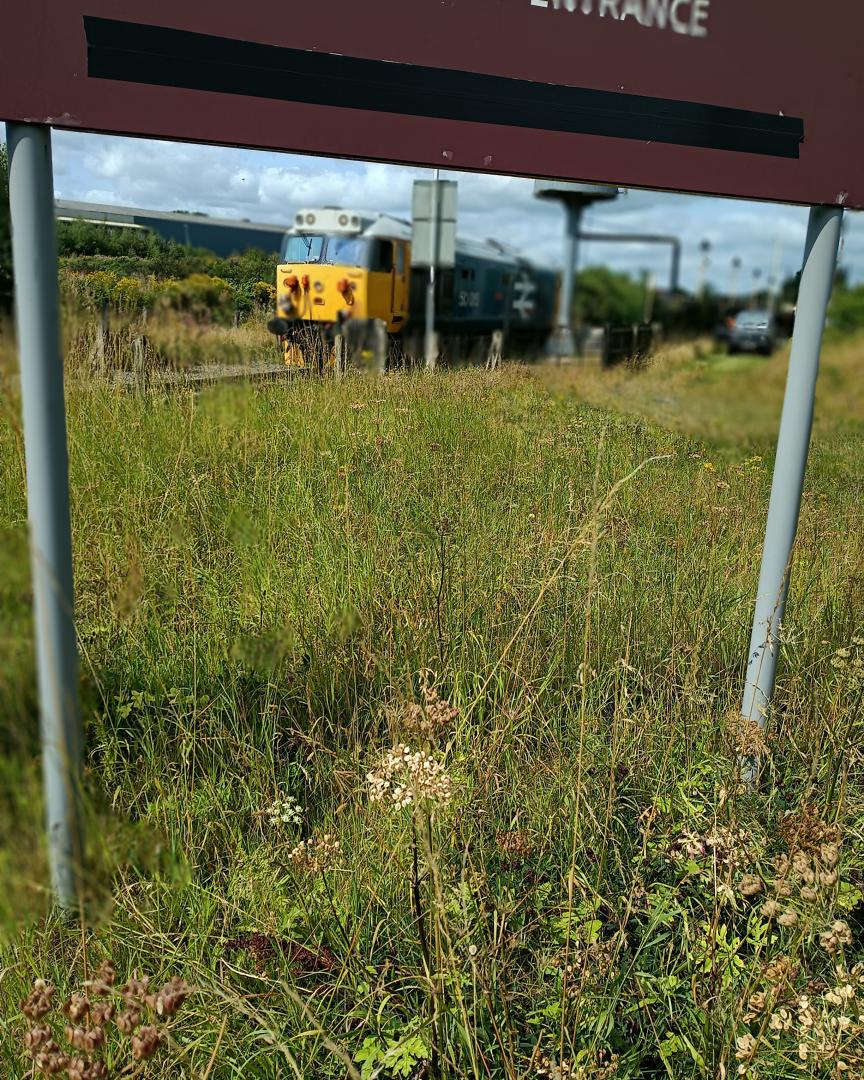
[827,283,864,337]
[58,219,173,260]
[60,264,276,324]
[156,273,235,323]
[574,266,647,326]
[58,233,279,323]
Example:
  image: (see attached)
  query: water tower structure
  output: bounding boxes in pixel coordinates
[534,180,619,357]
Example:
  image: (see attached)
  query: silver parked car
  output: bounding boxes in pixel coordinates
[728,310,777,356]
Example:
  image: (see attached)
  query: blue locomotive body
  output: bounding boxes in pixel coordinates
[409,238,557,355]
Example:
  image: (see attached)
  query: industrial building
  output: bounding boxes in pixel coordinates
[55,200,288,256]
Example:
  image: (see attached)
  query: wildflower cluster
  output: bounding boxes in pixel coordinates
[288,832,342,873]
[777,802,841,854]
[19,962,191,1076]
[265,794,303,827]
[746,843,843,930]
[496,828,535,869]
[535,1056,573,1080]
[738,964,864,1075]
[668,823,753,870]
[367,745,453,809]
[724,711,768,760]
[534,1049,619,1079]
[831,638,864,690]
[552,935,621,993]
[402,685,459,743]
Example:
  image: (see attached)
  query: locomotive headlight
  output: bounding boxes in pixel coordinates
[313,281,325,293]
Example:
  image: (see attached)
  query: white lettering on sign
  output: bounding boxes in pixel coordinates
[530,0,710,37]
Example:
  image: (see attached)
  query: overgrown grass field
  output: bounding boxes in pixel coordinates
[0,338,862,1078]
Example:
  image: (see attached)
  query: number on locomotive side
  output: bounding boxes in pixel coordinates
[458,291,481,308]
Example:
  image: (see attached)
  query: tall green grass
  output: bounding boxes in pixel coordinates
[0,359,862,1078]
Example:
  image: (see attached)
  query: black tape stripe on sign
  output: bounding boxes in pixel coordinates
[84,16,804,159]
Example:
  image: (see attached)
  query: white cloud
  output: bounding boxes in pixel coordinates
[48,130,864,291]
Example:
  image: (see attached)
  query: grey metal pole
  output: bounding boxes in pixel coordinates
[670,240,682,294]
[741,204,842,728]
[7,123,83,909]
[424,169,440,371]
[552,204,582,357]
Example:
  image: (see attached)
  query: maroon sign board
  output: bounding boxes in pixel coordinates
[2,1,863,208]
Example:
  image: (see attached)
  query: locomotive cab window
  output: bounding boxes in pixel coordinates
[283,234,326,264]
[395,243,406,274]
[369,239,395,273]
[327,236,370,267]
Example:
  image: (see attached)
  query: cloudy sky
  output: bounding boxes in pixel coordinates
[51,130,864,293]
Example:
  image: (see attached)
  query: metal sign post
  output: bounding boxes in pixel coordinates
[425,171,440,371]
[741,204,843,730]
[412,177,457,370]
[6,122,83,910]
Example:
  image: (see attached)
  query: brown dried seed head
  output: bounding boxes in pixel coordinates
[120,970,150,1004]
[67,1057,109,1080]
[62,993,90,1023]
[761,900,782,919]
[820,930,840,953]
[23,1023,53,1053]
[90,1001,114,1026]
[764,956,797,983]
[85,960,116,997]
[65,1024,106,1051]
[154,975,191,1016]
[778,909,799,928]
[832,920,853,946]
[738,874,763,897]
[115,1007,142,1033]
[131,1024,161,1060]
[33,1040,69,1075]
[66,1059,87,1080]
[21,981,56,1021]
[800,886,819,903]
[820,843,840,869]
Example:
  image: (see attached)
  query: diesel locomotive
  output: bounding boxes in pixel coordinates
[270,208,557,368]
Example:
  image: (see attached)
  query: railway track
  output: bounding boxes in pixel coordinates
[110,362,297,389]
